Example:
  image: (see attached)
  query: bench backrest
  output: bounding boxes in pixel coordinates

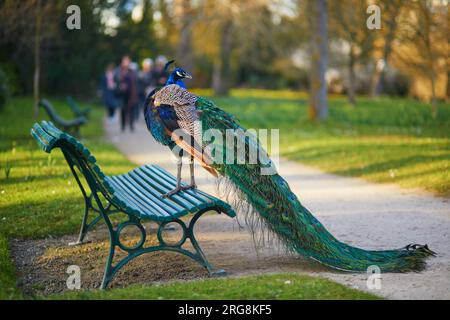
[67,96,82,114]
[30,121,117,204]
[39,100,66,124]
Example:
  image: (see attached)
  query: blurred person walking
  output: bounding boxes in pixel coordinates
[116,55,138,132]
[99,63,119,124]
[153,55,169,87]
[137,58,155,121]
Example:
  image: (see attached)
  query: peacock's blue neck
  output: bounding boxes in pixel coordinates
[165,74,186,88]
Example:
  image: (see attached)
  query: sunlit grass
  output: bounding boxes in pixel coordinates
[0,96,380,300]
[49,273,381,300]
[202,90,450,196]
[0,91,448,300]
[0,97,135,298]
[0,98,134,239]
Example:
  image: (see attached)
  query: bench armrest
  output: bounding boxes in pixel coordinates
[30,122,58,153]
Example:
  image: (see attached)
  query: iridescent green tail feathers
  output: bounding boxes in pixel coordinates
[195,96,435,273]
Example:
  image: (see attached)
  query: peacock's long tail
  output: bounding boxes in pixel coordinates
[196,97,435,272]
[221,164,435,272]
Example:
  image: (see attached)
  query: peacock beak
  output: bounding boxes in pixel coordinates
[184,72,192,79]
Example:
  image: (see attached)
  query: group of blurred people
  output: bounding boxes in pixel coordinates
[99,55,169,132]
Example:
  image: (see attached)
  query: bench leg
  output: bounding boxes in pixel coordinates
[187,209,227,277]
[69,195,112,246]
[101,239,117,290]
[98,209,228,289]
[69,205,90,246]
[69,194,95,245]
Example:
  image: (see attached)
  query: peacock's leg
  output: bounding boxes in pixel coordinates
[162,156,183,198]
[187,154,197,189]
[176,155,197,191]
[162,155,197,198]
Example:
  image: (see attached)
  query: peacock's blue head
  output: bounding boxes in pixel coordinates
[173,67,192,81]
[165,67,192,88]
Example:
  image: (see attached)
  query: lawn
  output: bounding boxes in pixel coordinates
[51,274,380,300]
[0,96,380,300]
[195,89,449,197]
[0,97,135,299]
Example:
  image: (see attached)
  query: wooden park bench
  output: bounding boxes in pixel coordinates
[39,99,87,136]
[30,121,236,289]
[66,96,91,119]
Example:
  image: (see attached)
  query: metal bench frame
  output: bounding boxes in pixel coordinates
[39,99,87,136]
[66,96,91,119]
[31,121,235,289]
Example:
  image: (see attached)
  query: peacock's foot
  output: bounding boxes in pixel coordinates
[162,187,182,198]
[186,183,197,190]
[161,184,197,198]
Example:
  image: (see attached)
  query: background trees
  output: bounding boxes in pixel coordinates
[368,0,405,98]
[391,0,448,117]
[0,0,448,118]
[308,0,329,120]
[329,0,375,106]
[0,0,61,117]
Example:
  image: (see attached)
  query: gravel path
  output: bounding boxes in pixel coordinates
[104,116,450,300]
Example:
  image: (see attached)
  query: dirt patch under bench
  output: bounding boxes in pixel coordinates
[10,215,321,296]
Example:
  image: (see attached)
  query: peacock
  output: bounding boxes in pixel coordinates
[143,61,435,272]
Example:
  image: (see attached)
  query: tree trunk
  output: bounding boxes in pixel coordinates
[308,0,328,121]
[430,71,437,119]
[176,0,194,72]
[33,0,42,119]
[369,60,384,97]
[369,3,400,98]
[446,70,450,102]
[212,20,233,96]
[422,3,437,119]
[347,48,356,105]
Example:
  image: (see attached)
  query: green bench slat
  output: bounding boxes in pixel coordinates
[151,165,227,208]
[151,165,219,204]
[31,123,57,152]
[114,175,174,218]
[127,170,185,213]
[30,121,238,290]
[151,167,221,211]
[108,172,209,221]
[42,121,98,164]
[144,165,209,207]
[31,121,236,222]
[149,166,234,216]
[140,165,207,209]
[135,166,199,210]
[110,194,141,216]
[130,169,185,210]
[110,176,163,217]
[41,120,67,139]
[107,178,152,218]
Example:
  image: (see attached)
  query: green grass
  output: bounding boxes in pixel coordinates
[0,97,134,239]
[0,96,379,300]
[0,234,21,299]
[0,91,448,299]
[0,97,134,299]
[195,89,450,197]
[49,274,380,300]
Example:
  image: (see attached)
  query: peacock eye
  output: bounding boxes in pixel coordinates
[176,71,182,77]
